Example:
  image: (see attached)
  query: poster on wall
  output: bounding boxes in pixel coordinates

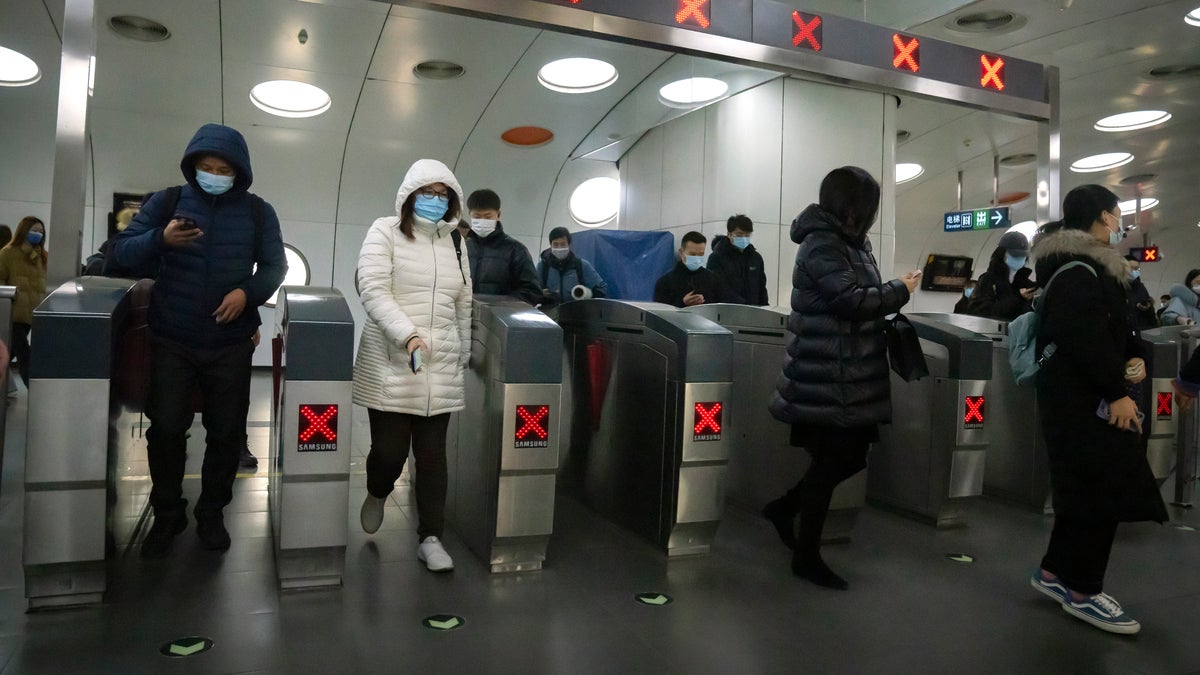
[108,192,147,241]
[920,254,974,292]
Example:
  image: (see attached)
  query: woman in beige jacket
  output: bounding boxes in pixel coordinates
[352,159,471,572]
[0,216,48,387]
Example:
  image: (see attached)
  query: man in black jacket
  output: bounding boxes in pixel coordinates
[464,189,542,305]
[653,231,740,307]
[707,214,767,305]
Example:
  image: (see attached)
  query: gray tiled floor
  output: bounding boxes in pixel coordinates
[2,375,1200,674]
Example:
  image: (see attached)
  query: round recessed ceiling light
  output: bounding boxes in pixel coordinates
[501,126,554,147]
[1000,152,1037,167]
[413,60,464,80]
[249,80,331,118]
[658,77,729,107]
[1187,8,1200,26]
[896,163,924,183]
[569,176,620,227]
[1120,173,1157,185]
[946,10,1027,34]
[993,191,1031,206]
[1094,110,1172,132]
[1118,198,1158,215]
[108,15,170,42]
[0,46,41,87]
[537,58,618,94]
[1069,152,1133,173]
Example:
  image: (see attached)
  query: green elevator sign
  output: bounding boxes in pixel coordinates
[944,207,1011,232]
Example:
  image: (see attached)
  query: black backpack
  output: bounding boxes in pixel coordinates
[101,185,266,279]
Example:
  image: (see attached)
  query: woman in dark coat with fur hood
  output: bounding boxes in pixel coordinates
[765,167,921,590]
[1028,184,1166,636]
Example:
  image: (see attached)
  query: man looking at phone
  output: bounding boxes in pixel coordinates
[653,231,741,307]
[112,124,287,559]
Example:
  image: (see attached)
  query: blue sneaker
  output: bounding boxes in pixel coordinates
[1062,592,1141,635]
[1030,570,1068,604]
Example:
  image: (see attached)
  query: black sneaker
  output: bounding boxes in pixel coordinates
[140,510,188,560]
[196,515,231,551]
[239,444,259,471]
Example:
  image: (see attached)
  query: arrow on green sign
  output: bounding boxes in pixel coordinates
[635,593,672,606]
[422,615,464,631]
[945,554,975,564]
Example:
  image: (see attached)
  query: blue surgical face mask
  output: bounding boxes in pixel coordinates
[731,236,751,251]
[963,287,974,298]
[1130,269,1141,281]
[196,169,234,195]
[413,193,449,222]
[684,255,704,272]
[1108,229,1122,246]
[1004,253,1027,271]
[27,231,43,246]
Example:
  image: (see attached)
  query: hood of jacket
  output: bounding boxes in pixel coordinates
[1168,283,1199,305]
[1031,228,1130,287]
[181,124,254,195]
[394,159,464,225]
[791,204,870,250]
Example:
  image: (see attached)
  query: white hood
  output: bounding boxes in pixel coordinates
[394,158,464,224]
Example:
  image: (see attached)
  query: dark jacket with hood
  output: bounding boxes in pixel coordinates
[465,222,541,305]
[536,249,607,304]
[769,205,910,428]
[1032,228,1166,523]
[706,235,765,306]
[967,249,1034,321]
[112,124,287,349]
[1126,276,1158,330]
[653,262,739,308]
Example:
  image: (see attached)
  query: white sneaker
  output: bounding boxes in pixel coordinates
[360,495,385,534]
[417,536,454,572]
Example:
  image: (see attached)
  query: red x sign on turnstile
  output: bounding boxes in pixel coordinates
[964,396,985,426]
[981,54,1005,90]
[792,12,822,51]
[1157,392,1173,417]
[694,402,722,436]
[516,405,549,441]
[299,405,337,442]
[676,0,711,28]
[892,34,920,72]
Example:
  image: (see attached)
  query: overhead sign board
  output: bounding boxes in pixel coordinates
[1128,246,1161,263]
[527,0,1046,104]
[943,207,1011,232]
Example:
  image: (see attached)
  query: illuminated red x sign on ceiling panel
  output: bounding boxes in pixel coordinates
[981,54,1005,90]
[892,34,920,72]
[1143,247,1159,262]
[964,396,985,427]
[791,12,822,51]
[676,0,711,28]
[1157,392,1173,417]
[299,404,337,442]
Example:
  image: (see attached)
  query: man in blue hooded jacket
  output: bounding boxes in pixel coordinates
[113,124,287,558]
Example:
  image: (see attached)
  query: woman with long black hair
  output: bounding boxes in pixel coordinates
[1027,184,1166,634]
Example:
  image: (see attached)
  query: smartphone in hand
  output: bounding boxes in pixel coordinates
[410,348,424,374]
[174,215,198,231]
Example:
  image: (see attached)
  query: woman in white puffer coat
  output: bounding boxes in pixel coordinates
[353,159,471,572]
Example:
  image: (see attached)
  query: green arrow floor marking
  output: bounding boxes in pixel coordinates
[422,615,464,631]
[945,553,975,563]
[160,637,213,658]
[635,593,673,606]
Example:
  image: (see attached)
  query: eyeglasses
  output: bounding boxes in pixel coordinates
[418,188,450,200]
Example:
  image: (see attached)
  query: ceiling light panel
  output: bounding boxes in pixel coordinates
[896,163,924,183]
[0,46,41,87]
[1069,152,1133,173]
[249,80,331,118]
[658,77,729,107]
[538,58,618,94]
[1118,198,1158,215]
[1094,110,1171,132]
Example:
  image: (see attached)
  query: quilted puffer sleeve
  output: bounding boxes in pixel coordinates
[358,218,416,348]
[456,242,472,369]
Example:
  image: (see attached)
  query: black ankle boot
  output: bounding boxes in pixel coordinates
[761,498,797,550]
[792,553,849,590]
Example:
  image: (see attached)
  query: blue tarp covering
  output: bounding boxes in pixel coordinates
[568,230,676,301]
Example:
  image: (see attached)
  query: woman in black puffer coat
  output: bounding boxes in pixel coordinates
[765,167,920,589]
[1028,184,1166,636]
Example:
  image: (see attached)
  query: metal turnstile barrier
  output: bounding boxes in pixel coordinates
[1138,331,1181,487]
[868,315,992,528]
[684,304,864,542]
[447,297,562,573]
[23,277,146,609]
[1144,326,1200,507]
[269,287,354,589]
[558,299,733,557]
[0,286,15,504]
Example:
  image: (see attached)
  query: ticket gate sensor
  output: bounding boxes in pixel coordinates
[558,300,733,557]
[869,315,992,528]
[1138,332,1181,487]
[684,304,863,542]
[269,287,355,589]
[23,277,144,609]
[448,297,562,573]
[1144,326,1200,507]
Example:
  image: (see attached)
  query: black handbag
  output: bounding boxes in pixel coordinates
[886,313,929,382]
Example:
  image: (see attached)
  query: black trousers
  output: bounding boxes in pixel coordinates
[365,409,451,541]
[11,322,31,388]
[1041,516,1119,596]
[778,440,870,556]
[145,334,254,520]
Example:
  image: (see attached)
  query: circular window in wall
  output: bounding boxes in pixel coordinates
[569,177,620,227]
[263,244,311,307]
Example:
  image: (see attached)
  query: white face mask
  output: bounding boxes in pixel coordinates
[551,246,570,260]
[470,218,497,238]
